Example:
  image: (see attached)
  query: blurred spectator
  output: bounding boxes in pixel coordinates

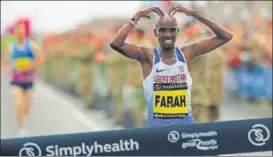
[204,29,225,122]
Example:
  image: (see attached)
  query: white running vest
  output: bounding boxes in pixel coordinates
[142,47,193,121]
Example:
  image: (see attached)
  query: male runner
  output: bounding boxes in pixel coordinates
[110,5,233,127]
[1,22,46,137]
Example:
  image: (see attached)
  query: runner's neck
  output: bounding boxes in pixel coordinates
[159,47,176,59]
[16,37,25,45]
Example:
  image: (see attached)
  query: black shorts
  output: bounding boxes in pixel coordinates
[10,81,34,91]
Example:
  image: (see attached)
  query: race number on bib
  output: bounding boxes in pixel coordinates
[153,83,189,119]
[13,57,32,72]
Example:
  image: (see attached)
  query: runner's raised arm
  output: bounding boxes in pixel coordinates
[110,7,164,62]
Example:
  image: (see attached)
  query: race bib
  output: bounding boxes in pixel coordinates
[13,57,32,72]
[153,82,189,119]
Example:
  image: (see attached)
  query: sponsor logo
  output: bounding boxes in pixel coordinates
[19,142,42,156]
[182,139,218,150]
[19,139,139,156]
[168,131,180,143]
[154,84,161,91]
[180,131,218,139]
[167,130,218,151]
[156,68,168,73]
[248,124,270,146]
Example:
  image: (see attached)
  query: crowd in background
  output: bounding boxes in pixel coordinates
[2,1,272,128]
[222,16,272,102]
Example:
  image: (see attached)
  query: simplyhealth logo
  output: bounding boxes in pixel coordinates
[19,139,139,156]
[248,124,270,146]
[19,143,42,156]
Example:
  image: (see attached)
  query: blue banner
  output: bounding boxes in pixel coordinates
[1,118,272,156]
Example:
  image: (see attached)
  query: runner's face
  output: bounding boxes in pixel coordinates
[14,24,25,38]
[156,17,179,49]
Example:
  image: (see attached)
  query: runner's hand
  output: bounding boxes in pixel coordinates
[169,5,195,16]
[135,7,165,20]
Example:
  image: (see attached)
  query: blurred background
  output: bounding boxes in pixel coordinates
[1,0,272,144]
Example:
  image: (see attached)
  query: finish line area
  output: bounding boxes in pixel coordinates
[1,118,272,156]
